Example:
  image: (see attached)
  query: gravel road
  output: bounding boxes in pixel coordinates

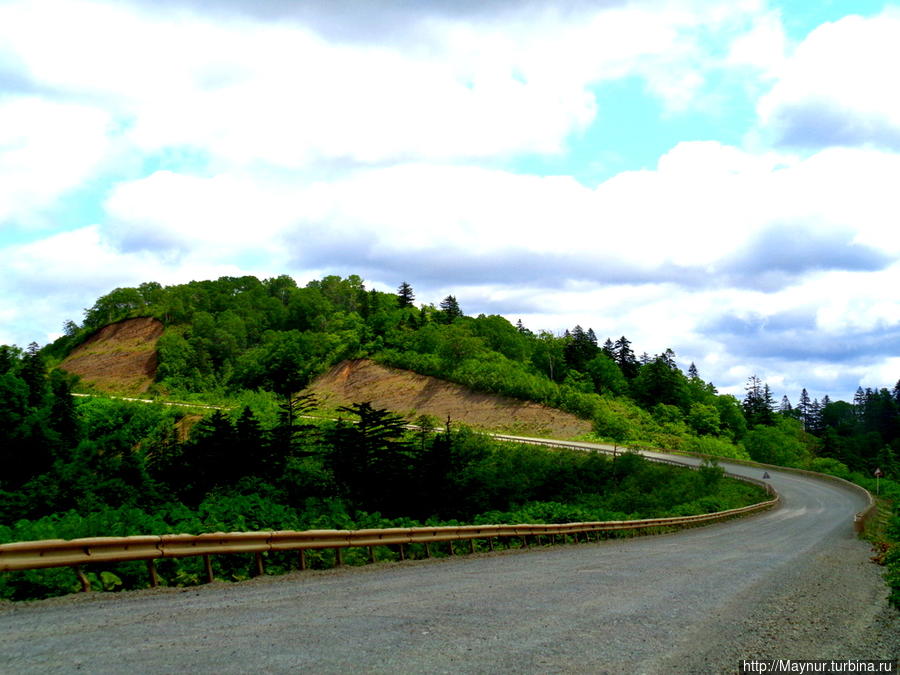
[1,454,897,674]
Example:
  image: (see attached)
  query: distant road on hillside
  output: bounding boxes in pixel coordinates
[1,447,897,673]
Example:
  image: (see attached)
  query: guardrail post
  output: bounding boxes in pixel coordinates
[425,542,432,558]
[298,549,306,571]
[335,548,343,567]
[399,544,406,561]
[203,554,214,583]
[488,537,494,552]
[368,546,375,564]
[447,542,454,556]
[469,539,475,554]
[253,552,265,576]
[147,559,159,588]
[73,565,90,593]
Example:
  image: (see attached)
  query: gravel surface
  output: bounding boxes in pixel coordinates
[1,459,897,674]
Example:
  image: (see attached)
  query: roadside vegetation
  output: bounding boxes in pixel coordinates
[0,364,764,600]
[2,273,898,604]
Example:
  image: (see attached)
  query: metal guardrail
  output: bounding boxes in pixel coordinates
[492,434,876,533]
[0,432,780,593]
[0,494,778,590]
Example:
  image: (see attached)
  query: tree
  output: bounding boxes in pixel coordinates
[613,336,639,379]
[742,375,774,427]
[397,281,415,308]
[327,402,415,514]
[631,350,689,411]
[798,388,812,430]
[439,295,462,323]
[563,325,598,373]
[687,362,699,380]
[584,354,627,396]
[20,342,46,408]
[779,395,793,415]
[601,338,615,359]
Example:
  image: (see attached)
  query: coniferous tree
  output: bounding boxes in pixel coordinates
[21,342,46,408]
[742,375,775,427]
[798,388,812,430]
[564,325,598,372]
[779,395,793,415]
[687,362,699,380]
[601,338,615,359]
[439,295,462,323]
[613,336,639,379]
[397,281,415,308]
[808,398,822,434]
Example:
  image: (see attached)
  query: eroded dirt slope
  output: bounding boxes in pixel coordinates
[59,317,163,395]
[306,359,592,438]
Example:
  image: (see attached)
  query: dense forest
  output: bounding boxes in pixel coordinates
[40,274,900,477]
[0,350,763,599]
[1,274,897,603]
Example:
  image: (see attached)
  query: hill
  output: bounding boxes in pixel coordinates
[36,273,900,478]
[307,359,591,437]
[58,317,163,395]
[53,315,589,436]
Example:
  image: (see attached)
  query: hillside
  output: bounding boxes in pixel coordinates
[54,315,590,436]
[58,317,163,394]
[307,359,592,437]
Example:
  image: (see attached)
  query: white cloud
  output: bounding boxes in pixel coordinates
[727,9,787,77]
[0,97,113,225]
[0,0,784,171]
[758,9,900,148]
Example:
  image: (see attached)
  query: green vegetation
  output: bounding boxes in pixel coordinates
[4,273,900,604]
[0,353,764,599]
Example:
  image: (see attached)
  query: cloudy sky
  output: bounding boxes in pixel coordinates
[1,0,899,403]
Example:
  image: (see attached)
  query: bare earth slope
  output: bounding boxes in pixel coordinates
[59,317,163,395]
[306,359,592,437]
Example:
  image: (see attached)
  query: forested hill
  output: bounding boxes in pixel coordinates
[25,274,900,476]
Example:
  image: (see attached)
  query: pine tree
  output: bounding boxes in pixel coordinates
[439,295,462,323]
[397,281,415,308]
[601,338,615,359]
[798,388,811,430]
[742,375,775,426]
[687,362,699,380]
[20,342,46,408]
[564,325,598,372]
[613,336,639,379]
[779,395,793,415]
[853,386,867,417]
[808,398,822,434]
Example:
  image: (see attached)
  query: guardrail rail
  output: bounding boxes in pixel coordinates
[0,437,782,594]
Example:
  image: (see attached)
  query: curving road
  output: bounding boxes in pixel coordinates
[1,445,897,673]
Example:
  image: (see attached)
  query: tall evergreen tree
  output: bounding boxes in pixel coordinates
[613,336,639,379]
[798,388,812,430]
[397,281,415,308]
[439,295,462,323]
[779,395,793,415]
[20,342,46,408]
[564,325,598,372]
[742,375,775,426]
[601,338,615,359]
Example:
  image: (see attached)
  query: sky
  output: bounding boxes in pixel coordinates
[1,0,899,404]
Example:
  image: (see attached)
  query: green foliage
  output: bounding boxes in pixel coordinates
[11,272,900,604]
[742,418,812,467]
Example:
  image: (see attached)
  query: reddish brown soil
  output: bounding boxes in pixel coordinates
[59,317,164,395]
[306,359,592,438]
